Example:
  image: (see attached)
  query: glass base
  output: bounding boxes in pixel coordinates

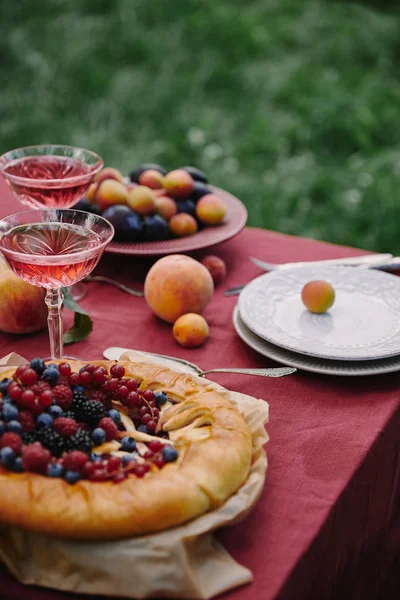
[68,282,87,302]
[42,355,79,362]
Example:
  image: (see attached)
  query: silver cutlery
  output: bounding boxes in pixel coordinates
[84,275,145,297]
[103,347,296,378]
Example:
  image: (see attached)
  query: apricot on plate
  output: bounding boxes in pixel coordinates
[200,255,227,285]
[155,196,178,221]
[301,280,335,314]
[169,213,198,237]
[127,186,156,216]
[196,193,227,225]
[94,167,124,185]
[138,169,164,189]
[96,179,128,211]
[144,254,214,323]
[173,313,209,348]
[163,169,195,198]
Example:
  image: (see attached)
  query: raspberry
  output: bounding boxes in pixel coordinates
[19,368,38,386]
[54,417,78,437]
[89,390,112,409]
[110,364,125,378]
[19,411,35,432]
[32,380,51,396]
[63,451,89,472]
[52,385,73,410]
[0,432,22,454]
[83,461,97,478]
[57,376,70,386]
[98,417,118,441]
[58,362,71,377]
[22,442,50,473]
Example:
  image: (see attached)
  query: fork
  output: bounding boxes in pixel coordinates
[84,275,144,297]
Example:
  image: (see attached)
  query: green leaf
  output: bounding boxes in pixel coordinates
[62,287,93,345]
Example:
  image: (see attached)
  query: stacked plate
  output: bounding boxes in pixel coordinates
[234,265,400,376]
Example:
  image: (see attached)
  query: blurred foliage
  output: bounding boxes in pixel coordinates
[2,0,400,252]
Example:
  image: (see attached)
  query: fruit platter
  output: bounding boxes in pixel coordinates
[75,163,247,256]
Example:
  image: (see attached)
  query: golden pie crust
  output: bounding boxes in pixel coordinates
[0,360,252,540]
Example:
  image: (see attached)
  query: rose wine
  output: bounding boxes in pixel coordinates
[2,156,94,208]
[0,222,104,287]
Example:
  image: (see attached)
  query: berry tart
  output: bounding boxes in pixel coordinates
[0,359,252,540]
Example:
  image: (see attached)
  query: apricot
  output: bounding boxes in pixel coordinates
[96,179,128,211]
[200,255,227,285]
[144,255,214,323]
[154,188,168,198]
[163,169,195,198]
[301,280,335,314]
[169,213,198,237]
[94,167,124,185]
[127,186,156,216]
[155,196,178,221]
[173,313,209,348]
[85,182,98,204]
[138,169,164,189]
[196,193,227,225]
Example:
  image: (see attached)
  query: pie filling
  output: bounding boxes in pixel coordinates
[0,359,178,484]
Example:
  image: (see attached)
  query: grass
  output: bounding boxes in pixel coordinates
[2,0,400,252]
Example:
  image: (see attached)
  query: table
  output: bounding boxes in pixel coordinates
[0,177,399,600]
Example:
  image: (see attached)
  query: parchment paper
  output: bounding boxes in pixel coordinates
[0,351,269,599]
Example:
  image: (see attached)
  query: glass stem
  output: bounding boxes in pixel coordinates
[45,288,64,360]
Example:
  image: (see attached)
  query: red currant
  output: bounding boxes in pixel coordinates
[143,450,153,459]
[39,390,53,407]
[69,373,79,386]
[139,406,149,417]
[8,384,22,401]
[133,464,149,478]
[126,378,138,391]
[113,471,127,483]
[152,408,160,418]
[142,414,151,425]
[148,440,163,453]
[16,365,29,379]
[110,364,125,378]
[21,389,35,406]
[89,468,109,482]
[58,362,71,377]
[107,456,122,472]
[84,364,96,374]
[153,454,166,469]
[146,420,156,433]
[83,462,97,478]
[78,371,92,386]
[118,385,129,400]
[19,368,38,386]
[92,368,107,386]
[143,390,154,402]
[148,401,156,408]
[107,378,119,392]
[31,398,43,415]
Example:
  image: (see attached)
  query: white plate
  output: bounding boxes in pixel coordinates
[238,265,400,361]
[233,305,400,376]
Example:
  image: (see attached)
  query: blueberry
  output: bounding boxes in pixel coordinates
[47,405,64,418]
[176,199,196,216]
[191,181,211,202]
[36,413,53,429]
[0,421,5,435]
[0,378,11,395]
[143,215,170,242]
[122,455,134,466]
[129,163,167,183]
[46,363,59,370]
[6,420,22,434]
[162,446,179,462]
[107,409,122,424]
[13,457,24,473]
[91,428,106,445]
[3,404,19,422]
[29,358,45,375]
[47,463,64,478]
[137,425,148,434]
[64,470,82,485]
[181,166,208,183]
[154,391,168,406]
[90,453,102,462]
[121,436,136,452]
[2,396,13,404]
[42,367,60,385]
[72,385,85,396]
[0,447,16,468]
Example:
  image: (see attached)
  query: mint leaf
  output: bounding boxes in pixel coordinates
[62,287,93,344]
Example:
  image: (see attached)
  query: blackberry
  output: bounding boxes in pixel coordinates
[22,431,37,445]
[79,400,105,426]
[63,410,76,420]
[37,428,64,458]
[64,429,93,454]
[71,392,87,419]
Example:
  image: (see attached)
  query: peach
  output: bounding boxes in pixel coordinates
[144,255,214,323]
[301,280,335,314]
[155,196,178,221]
[96,179,128,211]
[200,255,227,285]
[138,169,164,189]
[169,213,198,237]
[0,261,47,334]
[163,169,195,198]
[94,167,124,185]
[196,193,227,225]
[85,182,98,204]
[127,186,156,216]
[173,313,209,348]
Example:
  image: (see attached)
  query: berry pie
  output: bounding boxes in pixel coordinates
[0,358,252,540]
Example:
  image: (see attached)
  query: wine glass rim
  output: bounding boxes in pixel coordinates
[0,144,104,186]
[0,208,115,263]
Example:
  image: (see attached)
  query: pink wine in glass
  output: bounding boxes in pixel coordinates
[2,156,95,209]
[0,222,104,288]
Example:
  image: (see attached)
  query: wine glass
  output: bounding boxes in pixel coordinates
[0,209,114,360]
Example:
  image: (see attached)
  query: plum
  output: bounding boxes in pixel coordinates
[176,199,196,216]
[129,163,167,183]
[143,215,171,241]
[102,205,142,242]
[181,166,208,183]
[191,181,211,202]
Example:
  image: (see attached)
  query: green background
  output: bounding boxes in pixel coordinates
[2,0,400,252]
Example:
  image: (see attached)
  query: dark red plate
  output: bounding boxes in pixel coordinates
[105,187,247,256]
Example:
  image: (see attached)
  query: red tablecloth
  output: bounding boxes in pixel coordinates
[0,177,399,600]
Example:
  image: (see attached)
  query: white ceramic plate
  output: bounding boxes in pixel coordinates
[233,305,400,376]
[238,265,400,361]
